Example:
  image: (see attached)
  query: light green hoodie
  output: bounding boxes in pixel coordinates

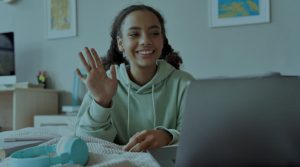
[76,60,194,145]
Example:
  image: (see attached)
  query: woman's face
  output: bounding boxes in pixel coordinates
[117,10,164,70]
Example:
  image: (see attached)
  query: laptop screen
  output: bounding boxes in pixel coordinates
[176,76,300,166]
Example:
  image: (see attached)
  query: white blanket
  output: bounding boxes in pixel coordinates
[0,126,160,167]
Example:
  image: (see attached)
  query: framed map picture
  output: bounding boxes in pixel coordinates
[209,0,270,27]
[46,0,77,39]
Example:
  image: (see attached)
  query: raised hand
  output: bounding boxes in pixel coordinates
[122,129,172,152]
[76,47,117,107]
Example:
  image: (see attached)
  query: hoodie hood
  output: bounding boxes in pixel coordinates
[117,60,176,94]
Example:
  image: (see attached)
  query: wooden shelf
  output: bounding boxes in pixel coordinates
[0,88,59,131]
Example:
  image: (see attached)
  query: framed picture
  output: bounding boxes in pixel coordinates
[209,0,270,28]
[46,0,77,39]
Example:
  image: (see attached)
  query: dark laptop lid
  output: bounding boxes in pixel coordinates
[175,76,300,166]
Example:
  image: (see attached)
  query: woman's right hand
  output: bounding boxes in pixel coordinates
[76,47,117,108]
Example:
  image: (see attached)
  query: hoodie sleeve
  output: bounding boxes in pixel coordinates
[155,87,187,145]
[155,126,180,145]
[156,73,194,145]
[76,92,117,142]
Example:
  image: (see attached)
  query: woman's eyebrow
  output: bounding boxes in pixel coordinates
[127,27,140,31]
[149,25,160,30]
[127,25,160,31]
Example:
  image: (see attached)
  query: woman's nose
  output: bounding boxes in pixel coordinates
[139,34,152,45]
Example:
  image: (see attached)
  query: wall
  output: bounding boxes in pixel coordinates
[0,0,299,106]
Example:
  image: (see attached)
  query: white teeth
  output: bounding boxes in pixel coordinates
[139,50,153,54]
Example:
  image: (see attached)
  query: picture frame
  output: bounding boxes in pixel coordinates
[209,0,270,28]
[46,0,77,39]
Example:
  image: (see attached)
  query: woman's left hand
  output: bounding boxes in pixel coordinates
[122,129,172,152]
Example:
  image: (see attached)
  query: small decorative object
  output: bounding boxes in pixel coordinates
[37,71,47,88]
[46,0,77,39]
[209,0,270,28]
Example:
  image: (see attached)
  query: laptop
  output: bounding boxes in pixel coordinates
[148,145,177,167]
[174,76,300,166]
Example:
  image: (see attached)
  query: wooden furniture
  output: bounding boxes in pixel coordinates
[34,115,76,127]
[0,87,58,131]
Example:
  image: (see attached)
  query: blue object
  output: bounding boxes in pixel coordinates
[10,136,89,167]
[72,70,80,106]
[72,69,87,106]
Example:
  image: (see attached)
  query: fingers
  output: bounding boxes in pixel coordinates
[123,132,143,151]
[131,135,155,152]
[79,52,91,72]
[76,68,85,80]
[79,47,106,74]
[110,65,117,82]
[123,129,172,152]
[123,130,156,152]
[84,47,97,69]
[91,48,105,72]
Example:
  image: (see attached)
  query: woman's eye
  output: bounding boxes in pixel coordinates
[151,31,161,36]
[129,33,139,37]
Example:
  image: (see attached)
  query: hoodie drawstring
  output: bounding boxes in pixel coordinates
[127,84,131,137]
[152,85,157,128]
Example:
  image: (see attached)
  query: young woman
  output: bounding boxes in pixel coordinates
[76,4,194,152]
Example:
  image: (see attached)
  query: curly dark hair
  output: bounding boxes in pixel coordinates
[103,4,182,70]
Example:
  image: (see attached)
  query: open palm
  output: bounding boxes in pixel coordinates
[76,47,117,107]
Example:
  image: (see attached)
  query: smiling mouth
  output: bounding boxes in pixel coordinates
[136,50,155,55]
